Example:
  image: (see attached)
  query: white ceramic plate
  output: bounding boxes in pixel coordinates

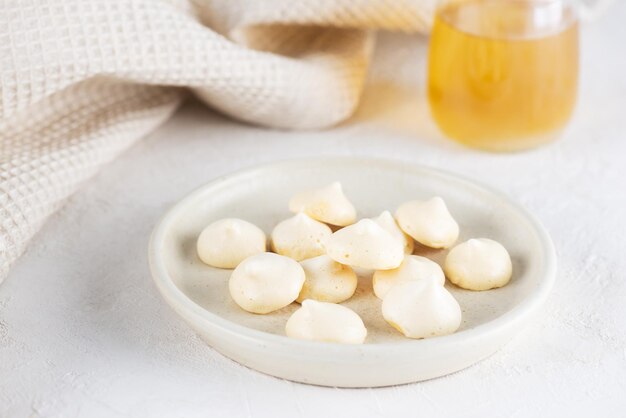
[149,158,556,387]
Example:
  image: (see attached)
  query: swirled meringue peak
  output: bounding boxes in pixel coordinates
[325,219,404,270]
[288,182,357,226]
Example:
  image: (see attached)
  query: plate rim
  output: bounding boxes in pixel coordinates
[149,156,557,354]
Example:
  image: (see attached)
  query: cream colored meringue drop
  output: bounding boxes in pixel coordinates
[372,255,445,299]
[229,253,305,314]
[371,210,414,254]
[285,300,367,344]
[395,197,459,249]
[325,219,404,270]
[288,182,357,226]
[444,238,512,291]
[270,213,332,261]
[197,218,266,269]
[382,281,462,339]
[297,255,357,303]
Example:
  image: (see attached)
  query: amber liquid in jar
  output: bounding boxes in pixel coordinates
[428,0,579,151]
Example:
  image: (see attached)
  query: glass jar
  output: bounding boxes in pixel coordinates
[427,0,603,151]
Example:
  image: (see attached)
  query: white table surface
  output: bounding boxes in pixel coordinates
[2,6,626,417]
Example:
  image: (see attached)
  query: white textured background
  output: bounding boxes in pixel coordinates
[2,9,626,418]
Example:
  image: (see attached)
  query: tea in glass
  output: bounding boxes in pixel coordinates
[428,0,579,151]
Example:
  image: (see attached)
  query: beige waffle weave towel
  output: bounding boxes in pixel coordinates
[0,0,435,282]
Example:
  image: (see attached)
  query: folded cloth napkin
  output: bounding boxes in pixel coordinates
[0,0,434,282]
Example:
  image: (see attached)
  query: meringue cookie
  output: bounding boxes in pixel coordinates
[229,252,305,314]
[444,238,512,291]
[325,219,404,270]
[285,300,367,344]
[270,213,332,261]
[297,255,358,303]
[197,218,266,269]
[371,210,414,254]
[395,197,459,249]
[372,255,445,299]
[288,182,357,226]
[382,281,462,339]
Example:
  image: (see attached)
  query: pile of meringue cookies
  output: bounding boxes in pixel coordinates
[196,182,513,345]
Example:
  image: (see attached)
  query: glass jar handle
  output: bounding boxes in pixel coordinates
[578,0,614,21]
